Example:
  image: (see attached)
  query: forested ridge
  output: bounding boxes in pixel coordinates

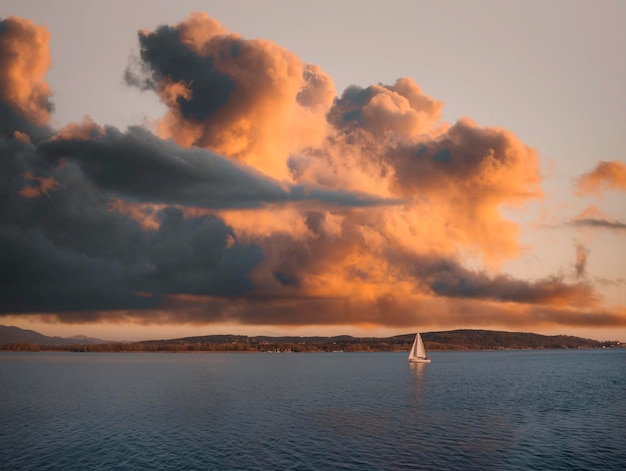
[1,326,621,352]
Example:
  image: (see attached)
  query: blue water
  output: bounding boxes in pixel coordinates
[1,350,624,470]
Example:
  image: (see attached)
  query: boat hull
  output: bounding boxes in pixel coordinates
[408,358,432,363]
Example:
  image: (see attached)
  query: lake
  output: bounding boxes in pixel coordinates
[1,349,624,470]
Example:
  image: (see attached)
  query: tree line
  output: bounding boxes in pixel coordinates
[1,329,621,352]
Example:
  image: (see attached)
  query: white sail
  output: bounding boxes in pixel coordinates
[408,332,431,363]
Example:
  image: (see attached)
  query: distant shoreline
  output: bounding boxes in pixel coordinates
[1,327,622,353]
[1,346,623,354]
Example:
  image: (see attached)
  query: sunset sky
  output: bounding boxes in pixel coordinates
[1,0,625,342]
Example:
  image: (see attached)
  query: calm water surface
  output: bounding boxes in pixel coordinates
[1,349,624,470]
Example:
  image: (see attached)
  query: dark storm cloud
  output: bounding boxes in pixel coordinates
[0,12,393,321]
[1,126,266,315]
[40,126,287,209]
[2,119,387,317]
[394,252,595,306]
[39,125,393,209]
[125,23,235,121]
[0,101,53,143]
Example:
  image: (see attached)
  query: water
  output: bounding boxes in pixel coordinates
[1,349,624,470]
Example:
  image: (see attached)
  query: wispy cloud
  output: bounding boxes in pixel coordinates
[571,218,626,231]
[570,205,626,232]
[575,160,626,196]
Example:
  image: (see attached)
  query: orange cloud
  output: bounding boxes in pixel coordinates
[18,172,62,198]
[107,198,165,231]
[13,130,31,144]
[127,14,543,268]
[4,13,622,338]
[328,78,444,140]
[116,14,568,331]
[53,116,105,141]
[575,160,626,196]
[0,17,52,126]
[293,115,541,264]
[129,12,335,180]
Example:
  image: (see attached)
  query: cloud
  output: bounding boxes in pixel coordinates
[292,89,542,264]
[570,205,626,232]
[0,17,53,141]
[39,122,389,210]
[1,13,624,333]
[1,136,265,313]
[572,218,626,231]
[574,241,589,279]
[16,172,62,198]
[34,293,625,331]
[327,78,443,139]
[0,15,393,320]
[575,160,626,196]
[1,118,393,318]
[126,12,334,180]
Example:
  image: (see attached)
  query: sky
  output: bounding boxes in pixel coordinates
[1,0,625,342]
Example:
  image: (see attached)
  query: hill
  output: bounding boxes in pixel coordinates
[420,329,614,350]
[0,325,107,349]
[1,325,620,352]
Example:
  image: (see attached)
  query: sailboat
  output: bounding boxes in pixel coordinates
[408,332,431,363]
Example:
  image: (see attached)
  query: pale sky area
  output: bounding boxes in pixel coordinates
[1,0,625,342]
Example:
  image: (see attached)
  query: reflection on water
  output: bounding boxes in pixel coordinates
[409,361,427,380]
[1,350,625,471]
[408,362,426,402]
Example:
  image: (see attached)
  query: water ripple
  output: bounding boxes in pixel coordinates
[1,350,624,470]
